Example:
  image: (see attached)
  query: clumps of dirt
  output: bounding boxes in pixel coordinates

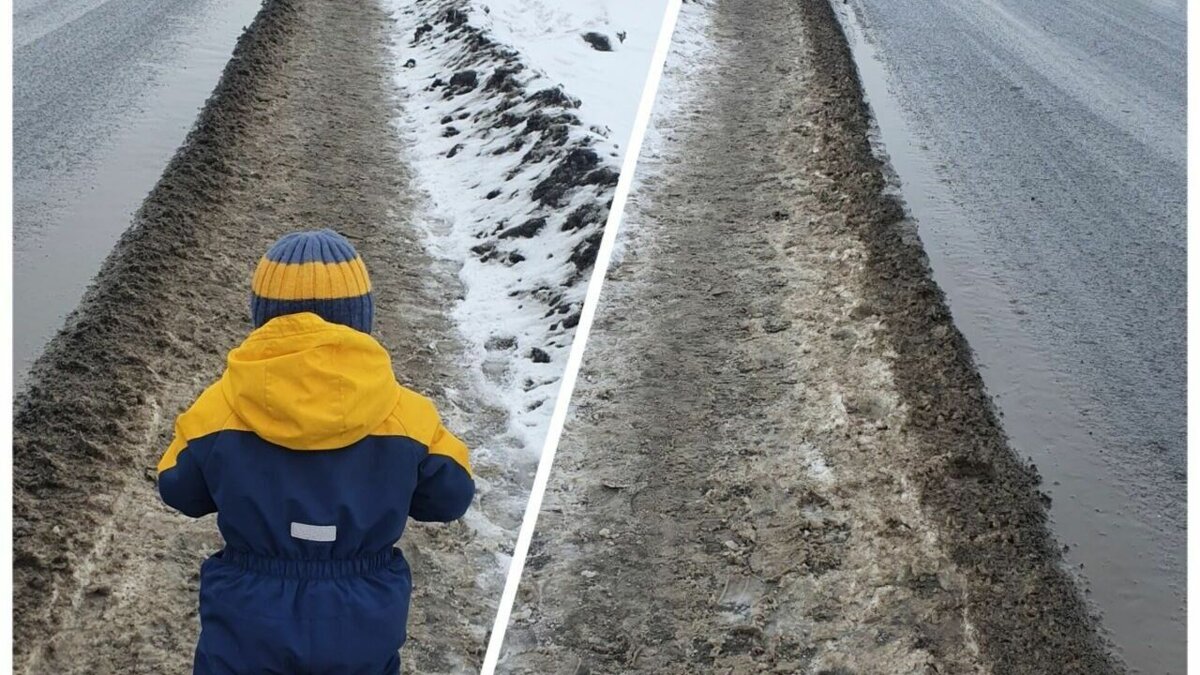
[531,148,608,207]
[530,87,581,109]
[499,217,546,239]
[567,231,603,279]
[562,202,607,232]
[403,0,619,356]
[445,69,478,95]
[485,66,522,93]
[797,0,1122,671]
[581,32,613,52]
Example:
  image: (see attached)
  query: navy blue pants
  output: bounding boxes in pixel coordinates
[193,549,410,675]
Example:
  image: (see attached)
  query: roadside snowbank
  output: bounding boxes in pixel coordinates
[466,0,670,155]
[384,0,665,462]
[380,0,665,604]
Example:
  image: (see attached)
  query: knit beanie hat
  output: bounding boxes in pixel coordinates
[250,229,374,333]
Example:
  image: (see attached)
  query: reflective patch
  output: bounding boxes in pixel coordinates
[290,522,336,542]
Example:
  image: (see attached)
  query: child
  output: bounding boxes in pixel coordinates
[157,229,474,674]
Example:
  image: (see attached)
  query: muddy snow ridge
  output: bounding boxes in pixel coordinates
[390,0,619,438]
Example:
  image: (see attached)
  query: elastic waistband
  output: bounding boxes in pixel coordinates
[217,548,401,579]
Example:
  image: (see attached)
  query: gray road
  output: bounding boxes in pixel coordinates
[837,0,1185,672]
[13,0,261,385]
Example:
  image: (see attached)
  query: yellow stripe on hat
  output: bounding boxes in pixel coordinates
[252,256,372,300]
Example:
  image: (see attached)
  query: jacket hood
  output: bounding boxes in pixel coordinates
[221,312,400,450]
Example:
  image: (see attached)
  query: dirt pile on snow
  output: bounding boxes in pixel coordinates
[396,0,617,337]
[379,1,628,490]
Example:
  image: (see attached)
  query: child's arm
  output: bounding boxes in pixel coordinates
[157,425,218,518]
[156,385,225,518]
[410,421,475,523]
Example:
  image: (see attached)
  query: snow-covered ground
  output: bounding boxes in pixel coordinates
[380,0,667,588]
[466,0,670,157]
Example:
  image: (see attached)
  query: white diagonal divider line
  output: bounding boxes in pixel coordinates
[479,1,685,671]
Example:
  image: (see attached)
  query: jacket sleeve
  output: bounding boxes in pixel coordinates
[409,421,475,523]
[157,428,217,518]
[156,386,225,518]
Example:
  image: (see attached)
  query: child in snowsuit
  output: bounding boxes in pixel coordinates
[157,229,474,675]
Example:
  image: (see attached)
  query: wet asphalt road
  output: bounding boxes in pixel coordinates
[14,0,261,386]
[838,0,1185,672]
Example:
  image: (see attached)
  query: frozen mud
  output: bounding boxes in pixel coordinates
[499,0,1119,673]
[13,0,511,672]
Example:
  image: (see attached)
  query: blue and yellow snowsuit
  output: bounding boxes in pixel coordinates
[157,312,474,674]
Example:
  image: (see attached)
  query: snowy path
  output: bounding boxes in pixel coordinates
[14,1,516,672]
[499,0,1118,673]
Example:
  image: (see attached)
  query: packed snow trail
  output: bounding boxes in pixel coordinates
[500,0,1118,673]
[13,1,514,672]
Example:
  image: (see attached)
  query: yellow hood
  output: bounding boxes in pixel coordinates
[220,313,401,450]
